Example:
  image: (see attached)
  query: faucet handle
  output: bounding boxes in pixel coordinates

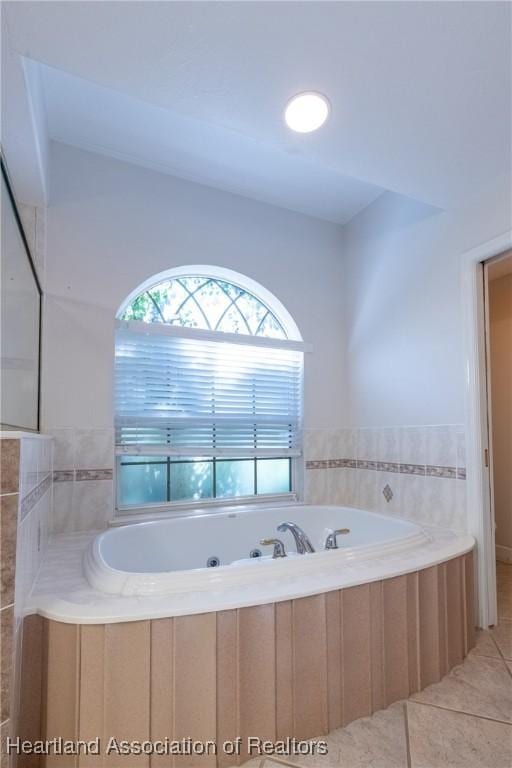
[325,528,350,550]
[260,538,287,558]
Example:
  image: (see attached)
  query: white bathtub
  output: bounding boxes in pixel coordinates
[84,504,430,597]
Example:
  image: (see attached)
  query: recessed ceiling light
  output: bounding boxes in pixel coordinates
[284,92,330,133]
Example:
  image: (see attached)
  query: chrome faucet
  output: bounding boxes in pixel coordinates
[277,521,315,554]
[260,538,287,558]
[324,528,350,549]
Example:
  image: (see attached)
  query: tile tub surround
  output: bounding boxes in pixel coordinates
[48,425,465,533]
[17,552,474,768]
[304,425,467,530]
[0,434,52,768]
[48,428,114,534]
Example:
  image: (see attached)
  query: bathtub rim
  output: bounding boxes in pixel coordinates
[29,525,475,625]
[84,506,431,597]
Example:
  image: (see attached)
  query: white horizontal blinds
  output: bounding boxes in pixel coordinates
[115,323,303,457]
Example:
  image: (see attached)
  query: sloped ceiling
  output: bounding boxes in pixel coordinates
[3,1,511,220]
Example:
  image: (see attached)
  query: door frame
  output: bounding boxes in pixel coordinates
[462,229,512,628]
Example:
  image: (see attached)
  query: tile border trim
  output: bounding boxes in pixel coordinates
[305,458,465,479]
[53,469,113,483]
[20,473,51,519]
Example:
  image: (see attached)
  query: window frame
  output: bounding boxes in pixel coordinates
[115,455,302,520]
[114,267,306,519]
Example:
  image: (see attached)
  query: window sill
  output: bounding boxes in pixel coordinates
[112,492,299,526]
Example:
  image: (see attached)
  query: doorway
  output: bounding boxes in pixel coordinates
[484,251,512,623]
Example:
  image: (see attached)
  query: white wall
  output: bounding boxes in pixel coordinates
[341,180,512,427]
[1,16,49,205]
[42,141,346,432]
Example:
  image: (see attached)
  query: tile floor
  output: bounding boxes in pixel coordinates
[245,562,512,768]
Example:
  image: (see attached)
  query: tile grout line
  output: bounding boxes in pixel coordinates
[409,698,512,726]
[488,631,512,679]
[403,702,412,768]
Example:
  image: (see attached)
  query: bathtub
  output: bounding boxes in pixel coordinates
[84,504,429,596]
[27,505,474,763]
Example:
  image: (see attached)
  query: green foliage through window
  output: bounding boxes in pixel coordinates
[121,277,287,339]
[119,457,292,507]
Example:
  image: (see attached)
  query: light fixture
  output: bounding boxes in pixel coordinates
[284,92,330,133]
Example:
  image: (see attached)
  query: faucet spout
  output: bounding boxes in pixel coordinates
[277,521,315,554]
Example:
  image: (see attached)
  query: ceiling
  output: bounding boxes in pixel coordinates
[3,1,511,222]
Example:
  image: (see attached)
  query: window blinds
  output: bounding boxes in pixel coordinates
[115,322,303,457]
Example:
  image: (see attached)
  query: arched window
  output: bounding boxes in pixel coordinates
[115,268,304,513]
[120,276,288,339]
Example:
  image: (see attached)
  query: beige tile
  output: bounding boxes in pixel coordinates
[17,615,44,768]
[280,735,341,767]
[425,425,457,469]
[473,629,501,659]
[328,701,408,768]
[0,440,20,494]
[216,610,238,768]
[383,576,409,705]
[400,427,427,467]
[375,472,402,518]
[104,621,150,767]
[149,617,174,768]
[79,624,105,767]
[407,572,420,696]
[399,474,426,524]
[423,476,458,530]
[74,428,114,470]
[0,718,11,768]
[376,428,401,464]
[241,760,304,768]
[357,429,378,461]
[290,748,340,767]
[491,619,512,661]
[418,566,442,688]
[411,652,512,723]
[276,601,294,739]
[72,479,113,532]
[437,564,449,680]
[49,428,75,471]
[0,495,18,608]
[44,620,79,767]
[407,700,512,768]
[238,603,277,756]
[356,469,379,513]
[463,552,475,654]
[173,613,216,767]
[303,429,327,462]
[0,606,13,723]
[50,479,74,534]
[341,584,372,725]
[369,582,384,713]
[446,557,464,669]
[292,595,328,740]
[497,562,512,620]
[339,468,358,508]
